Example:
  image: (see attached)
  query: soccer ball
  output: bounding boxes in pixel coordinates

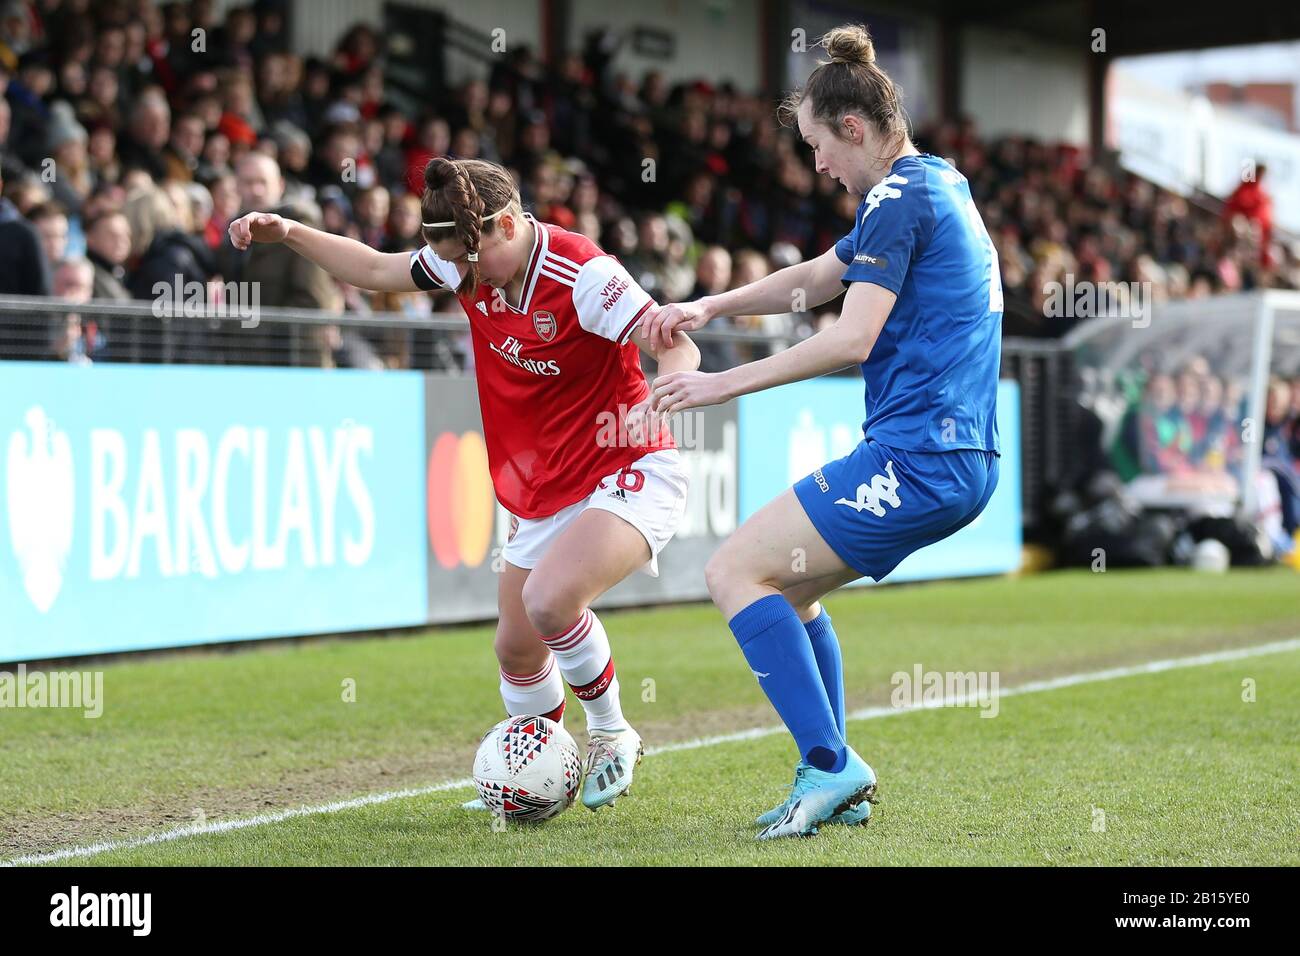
[1192,538,1231,573]
[472,715,582,822]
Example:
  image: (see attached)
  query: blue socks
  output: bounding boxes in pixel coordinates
[728,595,846,773]
[804,608,846,736]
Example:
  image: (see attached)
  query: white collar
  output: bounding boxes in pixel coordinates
[499,213,546,314]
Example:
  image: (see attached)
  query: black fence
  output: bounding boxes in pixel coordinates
[1001,340,1082,540]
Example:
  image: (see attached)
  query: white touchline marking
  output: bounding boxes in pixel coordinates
[5,637,1297,866]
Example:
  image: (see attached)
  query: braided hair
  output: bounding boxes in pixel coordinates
[420,157,521,297]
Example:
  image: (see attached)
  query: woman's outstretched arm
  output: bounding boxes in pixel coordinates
[228,211,420,293]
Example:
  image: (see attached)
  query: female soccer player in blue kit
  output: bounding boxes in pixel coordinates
[647,23,1004,839]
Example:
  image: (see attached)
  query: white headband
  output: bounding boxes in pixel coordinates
[422,206,511,261]
[422,205,510,229]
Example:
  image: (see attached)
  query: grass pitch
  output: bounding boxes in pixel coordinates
[3,568,1297,866]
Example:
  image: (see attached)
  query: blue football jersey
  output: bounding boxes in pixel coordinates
[834,154,1003,453]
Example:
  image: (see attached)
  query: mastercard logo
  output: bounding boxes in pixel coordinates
[427,430,495,569]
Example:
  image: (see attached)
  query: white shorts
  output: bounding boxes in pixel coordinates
[502,449,689,577]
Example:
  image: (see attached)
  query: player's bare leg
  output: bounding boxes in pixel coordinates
[494,562,567,725]
[704,488,853,619]
[782,567,864,622]
[524,508,653,809]
[463,562,566,812]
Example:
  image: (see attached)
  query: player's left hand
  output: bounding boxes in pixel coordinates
[651,370,734,414]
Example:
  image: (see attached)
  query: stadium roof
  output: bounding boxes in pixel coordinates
[925,0,1300,55]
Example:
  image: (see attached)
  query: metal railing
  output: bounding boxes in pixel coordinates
[0,295,467,370]
[0,294,795,372]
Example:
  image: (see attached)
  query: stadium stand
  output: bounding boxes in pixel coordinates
[2,0,1298,369]
[2,0,1299,547]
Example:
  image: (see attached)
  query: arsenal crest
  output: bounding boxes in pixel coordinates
[532,310,556,342]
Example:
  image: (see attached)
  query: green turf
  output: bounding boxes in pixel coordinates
[3,567,1298,865]
[55,647,1300,866]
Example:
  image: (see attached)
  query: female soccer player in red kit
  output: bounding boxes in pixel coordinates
[229,158,700,810]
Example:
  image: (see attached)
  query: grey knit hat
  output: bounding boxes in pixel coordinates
[46,101,88,152]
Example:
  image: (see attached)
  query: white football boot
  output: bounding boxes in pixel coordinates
[581,726,643,810]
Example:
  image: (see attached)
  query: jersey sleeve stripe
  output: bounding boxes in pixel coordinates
[617,300,654,345]
[416,248,446,287]
[543,253,580,277]
[409,252,438,292]
[547,250,582,268]
[539,266,577,287]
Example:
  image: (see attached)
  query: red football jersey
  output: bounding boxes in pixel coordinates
[409,215,673,518]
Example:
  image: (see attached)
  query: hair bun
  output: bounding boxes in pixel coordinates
[823,24,875,66]
[423,157,458,191]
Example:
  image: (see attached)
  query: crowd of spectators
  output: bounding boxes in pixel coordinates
[1116,364,1245,479]
[1261,378,1300,544]
[2,0,1299,371]
[965,132,1300,337]
[1098,360,1300,551]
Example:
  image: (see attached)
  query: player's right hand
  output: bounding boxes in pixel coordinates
[644,298,715,349]
[228,212,290,250]
[623,396,670,448]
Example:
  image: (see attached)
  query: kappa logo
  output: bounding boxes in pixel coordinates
[6,407,75,612]
[532,310,556,342]
[862,174,908,223]
[835,460,901,517]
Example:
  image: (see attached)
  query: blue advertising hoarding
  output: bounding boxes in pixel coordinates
[738,377,1021,583]
[1,362,1020,662]
[0,363,428,660]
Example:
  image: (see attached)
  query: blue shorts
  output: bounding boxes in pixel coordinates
[794,438,1000,582]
